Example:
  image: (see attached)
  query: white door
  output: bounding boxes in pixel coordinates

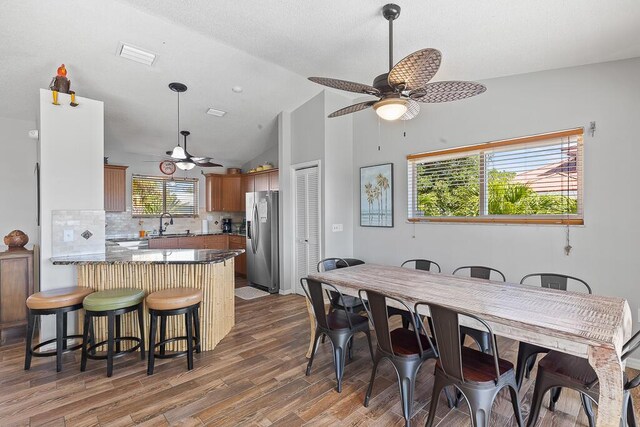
[294,166,320,295]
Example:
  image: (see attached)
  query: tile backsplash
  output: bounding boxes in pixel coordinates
[52,210,106,256]
[106,209,245,238]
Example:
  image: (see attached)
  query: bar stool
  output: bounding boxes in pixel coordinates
[146,288,202,375]
[25,286,94,372]
[81,288,146,377]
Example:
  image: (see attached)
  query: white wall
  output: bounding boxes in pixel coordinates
[352,58,640,343]
[39,89,104,336]
[0,116,38,249]
[242,126,279,171]
[279,90,354,292]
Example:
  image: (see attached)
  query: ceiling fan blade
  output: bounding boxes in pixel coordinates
[411,81,487,103]
[328,101,376,118]
[195,161,223,167]
[399,99,420,121]
[308,77,380,96]
[388,48,442,92]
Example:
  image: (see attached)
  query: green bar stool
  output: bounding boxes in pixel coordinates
[146,288,202,375]
[81,288,146,377]
[25,287,95,372]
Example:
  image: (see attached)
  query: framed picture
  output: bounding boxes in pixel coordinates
[360,163,393,227]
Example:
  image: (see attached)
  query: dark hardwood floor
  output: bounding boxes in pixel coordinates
[1,278,637,426]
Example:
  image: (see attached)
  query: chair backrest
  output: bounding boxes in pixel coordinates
[317,257,348,272]
[520,273,592,294]
[359,289,435,358]
[453,265,506,282]
[300,278,353,331]
[401,259,442,273]
[416,302,500,384]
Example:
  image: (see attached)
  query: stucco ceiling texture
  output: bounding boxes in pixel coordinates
[2,0,640,163]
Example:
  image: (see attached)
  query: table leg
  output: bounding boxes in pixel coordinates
[588,345,624,426]
[305,298,316,359]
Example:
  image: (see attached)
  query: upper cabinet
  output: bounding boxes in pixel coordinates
[206,169,278,212]
[104,165,128,212]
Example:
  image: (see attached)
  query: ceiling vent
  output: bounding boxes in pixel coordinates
[117,42,157,66]
[206,108,227,117]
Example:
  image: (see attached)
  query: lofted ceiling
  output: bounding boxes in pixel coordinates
[1,0,640,165]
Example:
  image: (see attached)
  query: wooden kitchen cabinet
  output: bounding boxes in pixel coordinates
[148,237,180,249]
[268,170,279,191]
[104,165,128,212]
[254,172,270,192]
[221,175,242,212]
[205,175,223,212]
[178,236,205,249]
[203,235,228,250]
[228,235,247,276]
[0,249,34,344]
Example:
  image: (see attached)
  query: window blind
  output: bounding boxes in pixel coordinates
[132,175,198,217]
[407,129,583,224]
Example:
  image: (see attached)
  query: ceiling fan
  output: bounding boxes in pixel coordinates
[165,82,222,170]
[308,3,486,121]
[166,130,222,170]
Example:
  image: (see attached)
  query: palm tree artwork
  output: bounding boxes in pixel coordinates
[360,163,393,227]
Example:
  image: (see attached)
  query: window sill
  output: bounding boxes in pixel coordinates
[408,217,584,226]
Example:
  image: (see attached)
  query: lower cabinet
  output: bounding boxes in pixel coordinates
[0,249,34,344]
[146,235,246,276]
[228,235,247,277]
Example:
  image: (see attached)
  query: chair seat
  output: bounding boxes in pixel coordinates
[437,346,514,383]
[538,351,598,386]
[27,287,94,310]
[83,288,145,312]
[390,328,435,357]
[146,288,202,311]
[326,310,368,330]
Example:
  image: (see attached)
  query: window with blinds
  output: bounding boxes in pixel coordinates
[407,129,583,225]
[132,175,199,217]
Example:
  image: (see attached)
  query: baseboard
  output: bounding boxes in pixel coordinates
[279,288,293,295]
[626,356,640,370]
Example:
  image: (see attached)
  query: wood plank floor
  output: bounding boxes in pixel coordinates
[1,282,638,426]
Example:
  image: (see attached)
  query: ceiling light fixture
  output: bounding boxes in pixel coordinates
[117,42,157,66]
[175,161,195,171]
[169,82,188,159]
[373,98,408,121]
[231,86,243,93]
[206,108,227,117]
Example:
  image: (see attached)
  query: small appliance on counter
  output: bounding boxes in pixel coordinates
[221,218,232,233]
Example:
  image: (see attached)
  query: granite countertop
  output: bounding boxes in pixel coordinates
[51,247,245,265]
[106,231,246,243]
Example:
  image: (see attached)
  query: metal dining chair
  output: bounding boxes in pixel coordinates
[388,259,442,329]
[418,302,523,427]
[317,258,365,314]
[527,329,640,427]
[359,289,446,427]
[452,265,506,353]
[301,278,373,393]
[515,273,592,391]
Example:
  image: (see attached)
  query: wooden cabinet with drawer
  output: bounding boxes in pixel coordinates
[228,235,247,276]
[0,249,34,344]
[178,236,206,249]
[203,235,228,250]
[147,237,180,249]
[104,165,128,212]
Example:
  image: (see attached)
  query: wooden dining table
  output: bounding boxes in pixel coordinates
[307,264,632,427]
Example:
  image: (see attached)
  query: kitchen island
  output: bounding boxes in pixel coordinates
[51,247,244,352]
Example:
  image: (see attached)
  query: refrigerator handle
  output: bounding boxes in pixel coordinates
[252,203,259,253]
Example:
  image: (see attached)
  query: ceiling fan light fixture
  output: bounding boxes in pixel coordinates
[176,160,195,171]
[374,98,408,121]
[170,145,187,160]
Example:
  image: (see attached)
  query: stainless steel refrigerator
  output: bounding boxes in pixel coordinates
[246,191,279,293]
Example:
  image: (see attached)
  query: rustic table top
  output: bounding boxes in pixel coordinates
[308,264,631,354]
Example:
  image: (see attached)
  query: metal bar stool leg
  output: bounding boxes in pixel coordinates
[80,312,90,372]
[185,311,194,370]
[62,311,68,350]
[55,309,64,372]
[148,311,157,375]
[192,305,201,353]
[24,310,35,370]
[137,303,146,359]
[159,315,167,356]
[106,311,115,377]
[115,314,121,353]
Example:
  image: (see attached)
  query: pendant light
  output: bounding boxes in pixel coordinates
[169,82,187,160]
[176,160,195,170]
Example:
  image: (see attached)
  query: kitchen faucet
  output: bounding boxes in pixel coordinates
[159,212,174,236]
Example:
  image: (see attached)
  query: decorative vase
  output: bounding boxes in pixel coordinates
[4,230,29,251]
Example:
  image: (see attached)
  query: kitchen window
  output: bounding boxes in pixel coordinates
[132,175,199,217]
[407,128,583,225]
